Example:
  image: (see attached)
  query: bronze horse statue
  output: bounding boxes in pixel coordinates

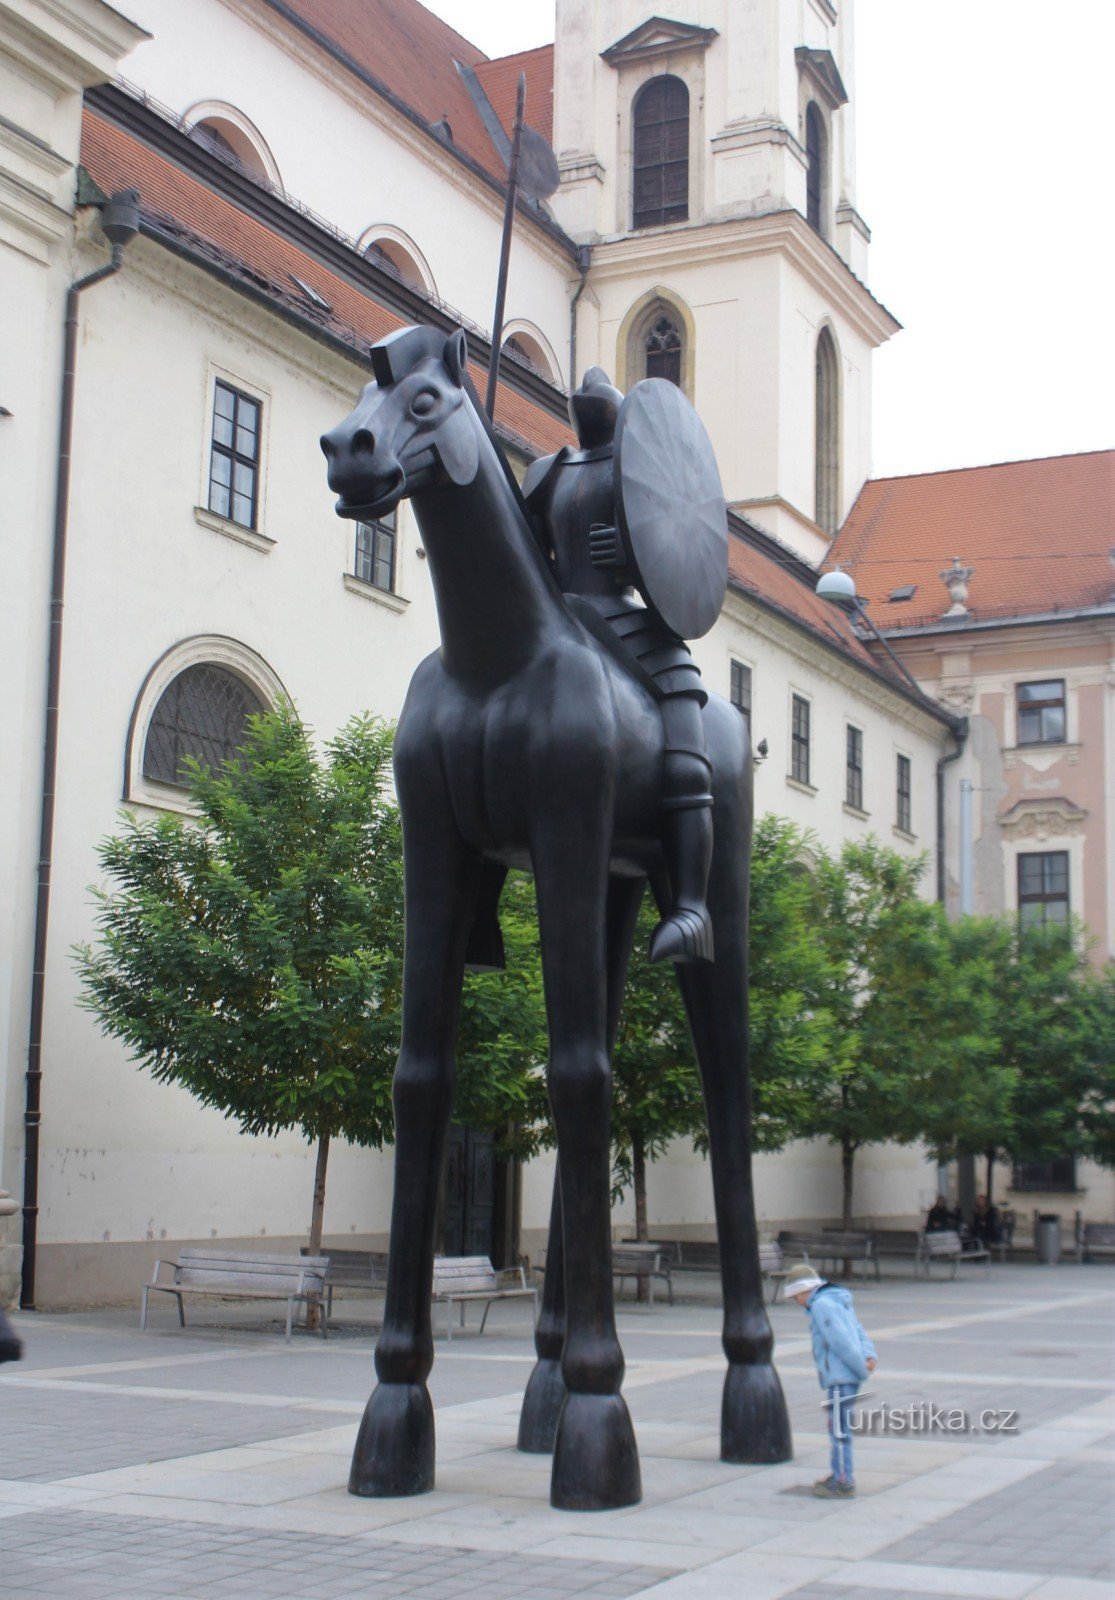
[321,325,791,1511]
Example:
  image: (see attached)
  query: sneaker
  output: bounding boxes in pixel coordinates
[812,1476,855,1498]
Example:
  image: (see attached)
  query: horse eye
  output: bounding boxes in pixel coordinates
[411,390,438,417]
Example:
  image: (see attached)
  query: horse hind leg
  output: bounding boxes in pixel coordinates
[660,858,793,1466]
[518,875,646,1457]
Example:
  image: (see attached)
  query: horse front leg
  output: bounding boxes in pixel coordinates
[349,794,478,1498]
[533,836,642,1510]
[518,875,646,1455]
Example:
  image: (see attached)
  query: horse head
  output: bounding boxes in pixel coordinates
[321,325,479,520]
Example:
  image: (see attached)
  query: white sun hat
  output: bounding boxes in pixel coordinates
[782,1261,825,1298]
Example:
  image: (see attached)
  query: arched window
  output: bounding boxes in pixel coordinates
[364,238,426,292]
[814,326,841,534]
[644,313,682,385]
[632,75,689,230]
[143,664,265,788]
[620,291,694,396]
[502,329,558,384]
[805,102,826,236]
[186,109,280,188]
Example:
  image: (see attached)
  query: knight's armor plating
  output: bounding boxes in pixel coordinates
[524,368,715,964]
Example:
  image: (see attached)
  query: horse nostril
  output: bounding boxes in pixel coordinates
[319,433,335,459]
[352,427,375,457]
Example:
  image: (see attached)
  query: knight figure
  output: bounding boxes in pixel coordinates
[524,367,720,965]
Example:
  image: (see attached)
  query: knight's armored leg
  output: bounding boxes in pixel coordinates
[650,696,714,965]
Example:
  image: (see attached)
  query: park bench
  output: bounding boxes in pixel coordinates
[301,1247,389,1322]
[778,1230,879,1281]
[1078,1222,1115,1263]
[870,1229,924,1273]
[612,1244,674,1305]
[140,1249,330,1341]
[919,1229,990,1278]
[432,1255,536,1340]
[620,1238,785,1301]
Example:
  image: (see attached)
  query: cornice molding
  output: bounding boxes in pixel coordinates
[795,47,848,111]
[998,797,1088,841]
[601,16,718,67]
[0,0,149,89]
[586,208,899,345]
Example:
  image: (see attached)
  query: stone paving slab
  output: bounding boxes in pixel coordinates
[1,1264,1112,1598]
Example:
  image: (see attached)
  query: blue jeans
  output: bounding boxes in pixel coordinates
[827,1384,858,1484]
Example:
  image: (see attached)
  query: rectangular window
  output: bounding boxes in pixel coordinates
[896,754,912,832]
[355,513,397,593]
[791,695,811,785]
[1017,850,1069,929]
[208,380,260,529]
[1017,680,1066,746]
[1011,1156,1076,1193]
[846,726,863,810]
[730,661,752,734]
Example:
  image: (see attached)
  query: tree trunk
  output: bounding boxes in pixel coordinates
[841,1137,855,1229]
[633,1136,649,1303]
[305,1132,330,1331]
[985,1148,995,1207]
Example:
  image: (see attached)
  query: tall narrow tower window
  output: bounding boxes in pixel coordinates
[632,75,689,229]
[805,102,826,235]
[814,327,840,534]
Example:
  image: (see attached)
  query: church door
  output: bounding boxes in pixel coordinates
[443,1126,497,1260]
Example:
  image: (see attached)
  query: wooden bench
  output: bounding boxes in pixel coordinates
[613,1245,674,1305]
[622,1238,786,1301]
[301,1247,389,1322]
[432,1256,537,1340]
[871,1229,924,1273]
[778,1231,879,1281]
[140,1249,331,1341]
[919,1229,990,1278]
[1078,1222,1115,1263]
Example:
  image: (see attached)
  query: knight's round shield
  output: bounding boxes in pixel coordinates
[614,379,728,640]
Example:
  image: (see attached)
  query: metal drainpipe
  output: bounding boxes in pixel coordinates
[21,191,139,1311]
[568,245,591,394]
[936,725,967,905]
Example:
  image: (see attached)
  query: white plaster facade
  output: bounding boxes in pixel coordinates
[1,0,964,1307]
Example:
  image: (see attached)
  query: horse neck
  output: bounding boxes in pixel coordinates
[412,422,567,688]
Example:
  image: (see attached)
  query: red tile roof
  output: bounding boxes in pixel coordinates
[728,535,881,673]
[830,452,1115,630]
[79,107,574,456]
[474,45,555,146]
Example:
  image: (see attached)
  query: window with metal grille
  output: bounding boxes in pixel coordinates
[644,314,682,385]
[1011,1155,1076,1193]
[632,75,689,229]
[896,753,912,832]
[1017,851,1069,930]
[730,660,752,734]
[143,664,264,788]
[846,725,863,809]
[208,380,260,529]
[806,103,824,233]
[791,695,811,785]
[355,513,397,593]
[1016,680,1066,746]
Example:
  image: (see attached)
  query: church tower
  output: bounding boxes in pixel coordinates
[551,0,897,562]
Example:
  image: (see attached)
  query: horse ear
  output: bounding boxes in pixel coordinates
[443,328,468,386]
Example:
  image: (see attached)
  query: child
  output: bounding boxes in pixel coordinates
[783,1260,876,1497]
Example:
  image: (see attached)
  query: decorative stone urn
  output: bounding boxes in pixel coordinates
[0,1190,20,1309]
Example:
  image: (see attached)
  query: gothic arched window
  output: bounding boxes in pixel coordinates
[143,664,265,787]
[632,75,689,230]
[805,102,826,235]
[644,314,682,385]
[814,327,841,534]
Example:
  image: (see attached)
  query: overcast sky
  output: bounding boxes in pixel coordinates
[423,0,1112,480]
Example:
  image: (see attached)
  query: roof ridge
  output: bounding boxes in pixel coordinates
[480,43,555,65]
[867,447,1115,484]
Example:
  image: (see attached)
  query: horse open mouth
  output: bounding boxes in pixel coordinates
[333,466,405,521]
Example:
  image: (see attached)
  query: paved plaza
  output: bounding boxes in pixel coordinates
[1,1263,1112,1599]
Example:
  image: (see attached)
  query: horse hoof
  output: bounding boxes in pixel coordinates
[349,1382,435,1497]
[551,1392,642,1510]
[721,1362,793,1464]
[518,1357,567,1454]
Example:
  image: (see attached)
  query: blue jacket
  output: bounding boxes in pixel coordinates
[806,1283,876,1389]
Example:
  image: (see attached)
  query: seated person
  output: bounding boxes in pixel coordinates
[969,1194,1001,1246]
[925,1197,952,1232]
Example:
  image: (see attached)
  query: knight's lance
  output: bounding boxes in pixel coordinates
[485,72,526,419]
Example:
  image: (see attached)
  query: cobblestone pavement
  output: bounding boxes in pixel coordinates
[1,1264,1112,1599]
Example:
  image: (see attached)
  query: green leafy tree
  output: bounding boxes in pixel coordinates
[76,706,405,1283]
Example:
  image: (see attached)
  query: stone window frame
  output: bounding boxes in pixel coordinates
[814,323,841,534]
[608,38,712,238]
[124,636,287,815]
[618,286,697,401]
[195,361,272,553]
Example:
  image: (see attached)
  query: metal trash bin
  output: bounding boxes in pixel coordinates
[1035,1214,1062,1265]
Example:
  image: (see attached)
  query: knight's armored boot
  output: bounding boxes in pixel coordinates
[650,745,715,965]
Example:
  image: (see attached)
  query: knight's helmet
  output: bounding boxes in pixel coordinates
[569,366,624,449]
